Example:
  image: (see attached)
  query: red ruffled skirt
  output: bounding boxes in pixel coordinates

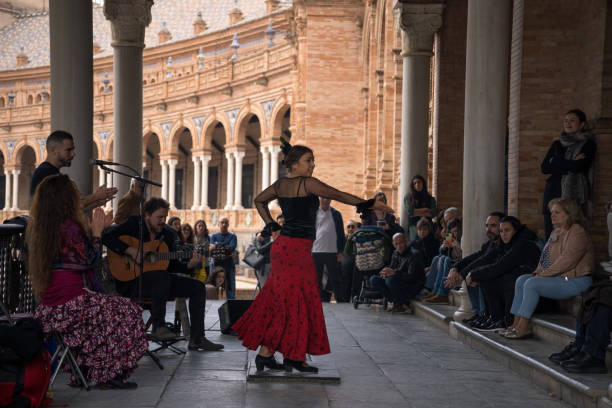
[232,235,330,361]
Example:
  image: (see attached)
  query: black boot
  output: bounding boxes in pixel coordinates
[283,358,319,373]
[255,354,284,371]
[561,352,607,374]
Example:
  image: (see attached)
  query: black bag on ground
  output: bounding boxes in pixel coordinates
[218,300,252,335]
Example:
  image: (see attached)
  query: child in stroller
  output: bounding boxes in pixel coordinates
[344,226,393,309]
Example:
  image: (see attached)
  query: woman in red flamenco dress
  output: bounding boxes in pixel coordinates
[232,142,394,372]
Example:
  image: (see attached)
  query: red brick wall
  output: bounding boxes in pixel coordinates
[434,0,467,214]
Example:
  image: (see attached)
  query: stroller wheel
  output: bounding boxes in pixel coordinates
[352,296,359,309]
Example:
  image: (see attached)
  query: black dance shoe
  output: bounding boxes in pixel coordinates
[548,342,580,365]
[283,358,319,373]
[255,354,284,371]
[100,378,138,390]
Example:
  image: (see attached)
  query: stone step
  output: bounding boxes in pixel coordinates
[411,300,612,408]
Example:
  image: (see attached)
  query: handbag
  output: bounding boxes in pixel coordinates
[242,244,266,269]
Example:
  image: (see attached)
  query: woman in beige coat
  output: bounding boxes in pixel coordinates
[504,198,594,339]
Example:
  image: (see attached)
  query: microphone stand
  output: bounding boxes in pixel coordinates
[97,163,162,303]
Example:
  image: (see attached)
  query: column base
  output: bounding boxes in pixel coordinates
[199,205,210,211]
[452,283,473,322]
[233,204,244,210]
[191,204,201,211]
[224,204,233,210]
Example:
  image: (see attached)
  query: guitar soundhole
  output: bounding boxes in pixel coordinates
[146,252,158,263]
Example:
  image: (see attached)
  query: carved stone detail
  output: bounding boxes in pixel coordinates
[394,3,444,56]
[103,0,154,48]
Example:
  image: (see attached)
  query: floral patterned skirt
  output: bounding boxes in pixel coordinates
[35,292,147,385]
[232,235,330,361]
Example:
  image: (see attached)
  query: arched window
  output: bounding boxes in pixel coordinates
[27,95,33,105]
[36,94,41,103]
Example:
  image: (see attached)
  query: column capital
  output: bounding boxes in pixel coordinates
[269,145,282,155]
[200,154,212,162]
[104,0,154,48]
[233,151,246,160]
[11,169,20,175]
[192,156,201,163]
[167,159,178,167]
[225,152,233,160]
[394,2,444,56]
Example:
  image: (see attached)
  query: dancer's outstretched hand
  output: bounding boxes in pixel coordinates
[372,200,395,214]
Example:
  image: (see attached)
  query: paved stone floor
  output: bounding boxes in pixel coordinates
[49,301,572,408]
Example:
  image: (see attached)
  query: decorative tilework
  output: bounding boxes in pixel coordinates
[36,137,46,159]
[226,108,239,141]
[0,1,294,71]
[193,116,206,146]
[4,140,16,161]
[261,99,275,127]
[161,121,173,148]
[98,130,110,156]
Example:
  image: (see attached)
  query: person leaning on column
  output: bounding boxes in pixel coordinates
[29,130,117,210]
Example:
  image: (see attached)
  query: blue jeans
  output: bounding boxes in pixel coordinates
[369,275,422,306]
[576,304,612,360]
[211,259,236,300]
[467,285,486,316]
[510,274,592,319]
[425,255,441,290]
[432,256,454,296]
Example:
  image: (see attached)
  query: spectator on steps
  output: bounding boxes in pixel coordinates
[408,217,440,275]
[362,192,403,237]
[549,274,612,374]
[404,175,437,241]
[422,218,462,304]
[369,233,424,314]
[541,109,596,239]
[503,198,594,340]
[444,211,505,328]
[467,216,541,332]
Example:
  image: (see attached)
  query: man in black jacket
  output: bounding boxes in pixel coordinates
[444,212,505,325]
[370,233,425,313]
[102,197,223,352]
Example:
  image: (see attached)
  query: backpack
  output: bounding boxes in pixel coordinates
[351,226,392,274]
[0,304,51,408]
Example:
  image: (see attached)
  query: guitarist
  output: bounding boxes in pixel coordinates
[102,197,224,352]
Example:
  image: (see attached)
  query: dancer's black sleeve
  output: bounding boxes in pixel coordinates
[254,183,278,226]
[304,177,374,213]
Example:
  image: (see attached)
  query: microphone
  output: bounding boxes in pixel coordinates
[89,158,116,166]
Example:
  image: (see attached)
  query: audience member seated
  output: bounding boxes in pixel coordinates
[361,192,404,236]
[467,216,541,332]
[404,175,437,241]
[369,233,425,314]
[103,197,224,351]
[193,219,210,283]
[210,216,238,300]
[408,217,440,272]
[503,198,594,339]
[444,212,504,327]
[341,220,362,301]
[167,216,184,242]
[28,174,147,389]
[181,223,194,244]
[549,273,612,374]
[206,266,226,300]
[422,218,462,304]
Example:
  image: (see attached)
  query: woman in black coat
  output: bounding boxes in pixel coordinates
[541,109,596,238]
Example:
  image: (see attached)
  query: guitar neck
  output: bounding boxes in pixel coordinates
[155,251,193,261]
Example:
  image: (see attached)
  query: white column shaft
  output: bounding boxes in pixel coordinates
[261,147,270,190]
[168,159,177,209]
[192,156,201,209]
[269,146,280,184]
[224,153,234,210]
[4,171,11,210]
[462,0,512,254]
[11,170,20,210]
[234,152,245,209]
[99,170,106,187]
[200,156,211,209]
[160,160,168,200]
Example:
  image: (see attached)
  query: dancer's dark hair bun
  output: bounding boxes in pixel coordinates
[280,136,292,156]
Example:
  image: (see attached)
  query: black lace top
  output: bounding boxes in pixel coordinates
[255,176,374,240]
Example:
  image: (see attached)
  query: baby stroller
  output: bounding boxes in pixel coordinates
[347,226,392,309]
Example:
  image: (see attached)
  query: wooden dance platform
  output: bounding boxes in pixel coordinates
[246,350,341,384]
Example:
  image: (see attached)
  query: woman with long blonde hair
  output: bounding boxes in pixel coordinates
[28,174,147,389]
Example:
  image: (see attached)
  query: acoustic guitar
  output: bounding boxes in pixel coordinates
[107,235,201,282]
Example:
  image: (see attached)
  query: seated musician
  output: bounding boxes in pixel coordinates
[102,197,223,351]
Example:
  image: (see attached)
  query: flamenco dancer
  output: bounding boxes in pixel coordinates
[232,140,393,373]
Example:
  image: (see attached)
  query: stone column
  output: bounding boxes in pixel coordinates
[11,170,20,210]
[104,0,153,203]
[191,156,201,210]
[4,170,11,211]
[168,159,178,209]
[200,155,211,209]
[49,0,93,195]
[269,146,280,184]
[224,153,234,210]
[233,151,245,210]
[160,159,168,200]
[455,0,511,321]
[394,2,444,233]
[260,146,270,191]
[99,169,106,187]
